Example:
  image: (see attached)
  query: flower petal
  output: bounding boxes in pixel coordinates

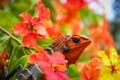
[0,51,7,58]
[98,51,111,66]
[99,67,114,80]
[14,22,29,36]
[44,69,59,80]
[116,60,120,70]
[51,52,66,65]
[36,24,48,39]
[28,53,48,63]
[36,1,50,19]
[109,47,119,65]
[22,33,36,47]
[113,73,120,80]
[19,12,32,23]
[38,7,50,20]
[37,61,51,70]
[56,72,71,80]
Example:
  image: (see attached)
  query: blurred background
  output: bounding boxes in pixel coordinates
[0,0,120,55]
[0,0,120,80]
[87,0,120,53]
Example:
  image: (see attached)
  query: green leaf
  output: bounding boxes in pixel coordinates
[0,32,10,55]
[9,55,28,80]
[9,0,36,16]
[0,10,19,32]
[22,47,31,55]
[80,25,90,36]
[27,0,38,15]
[42,0,56,13]
[72,77,81,80]
[77,53,91,62]
[8,55,28,72]
[60,25,71,35]
[68,64,81,78]
[78,8,102,25]
[37,38,54,48]
[6,39,19,55]
[8,46,28,71]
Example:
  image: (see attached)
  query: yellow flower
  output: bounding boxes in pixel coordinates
[98,47,120,80]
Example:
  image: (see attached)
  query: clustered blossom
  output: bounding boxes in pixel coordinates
[87,20,115,57]
[13,1,49,47]
[36,1,50,20]
[98,47,120,80]
[55,0,88,25]
[77,47,120,80]
[65,0,88,9]
[77,57,102,80]
[28,48,71,80]
[13,0,63,47]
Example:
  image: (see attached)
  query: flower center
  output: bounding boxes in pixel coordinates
[29,25,34,31]
[27,24,38,32]
[111,65,117,73]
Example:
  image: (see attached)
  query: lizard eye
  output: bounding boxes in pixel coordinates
[63,46,70,53]
[70,37,81,44]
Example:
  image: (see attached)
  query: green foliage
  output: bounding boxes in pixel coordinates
[80,26,90,36]
[0,32,10,55]
[8,54,28,72]
[0,0,38,33]
[7,45,29,79]
[8,0,37,16]
[9,55,28,80]
[78,8,102,26]
[77,53,91,62]
[60,25,71,35]
[68,64,81,80]
[37,38,54,48]
[0,27,29,79]
[0,11,19,32]
[0,0,114,80]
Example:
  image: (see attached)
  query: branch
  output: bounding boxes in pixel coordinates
[0,26,23,46]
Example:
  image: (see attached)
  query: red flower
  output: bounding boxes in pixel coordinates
[0,51,9,72]
[36,1,50,20]
[0,51,7,58]
[14,12,48,47]
[66,0,88,9]
[22,33,37,47]
[28,50,71,80]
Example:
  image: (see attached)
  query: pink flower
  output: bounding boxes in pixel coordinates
[28,50,71,80]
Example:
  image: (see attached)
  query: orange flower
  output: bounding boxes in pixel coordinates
[87,19,115,57]
[77,57,102,80]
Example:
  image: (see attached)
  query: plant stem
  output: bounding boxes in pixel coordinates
[0,26,23,46]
